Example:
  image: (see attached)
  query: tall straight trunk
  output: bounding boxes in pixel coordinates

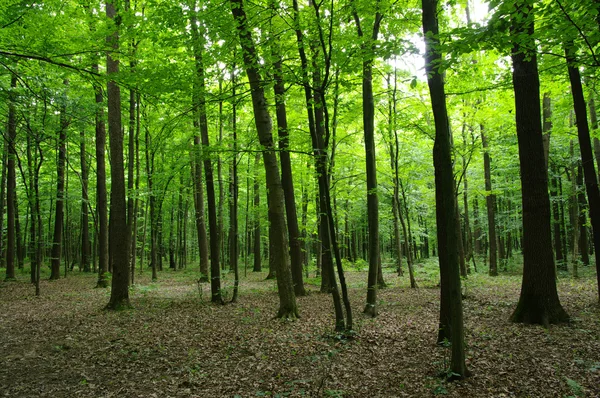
[94,61,109,289]
[131,92,141,281]
[544,95,565,266]
[462,124,474,273]
[230,64,240,302]
[293,0,351,331]
[565,44,600,300]
[0,127,7,269]
[423,0,469,378]
[80,127,90,272]
[5,73,17,281]
[106,0,131,309]
[353,5,383,317]
[145,124,158,281]
[127,88,136,280]
[231,0,298,318]
[473,196,482,255]
[217,79,225,270]
[509,1,568,324]
[571,141,580,278]
[253,153,261,272]
[50,81,68,280]
[481,126,498,276]
[271,32,305,296]
[189,6,221,302]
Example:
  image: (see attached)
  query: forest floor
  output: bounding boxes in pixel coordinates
[1,259,599,398]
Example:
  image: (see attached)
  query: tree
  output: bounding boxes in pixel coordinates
[106,0,131,310]
[189,4,222,304]
[565,43,600,300]
[49,81,68,280]
[230,0,298,319]
[422,0,469,379]
[508,0,568,325]
[481,125,498,276]
[5,73,17,281]
[352,0,383,318]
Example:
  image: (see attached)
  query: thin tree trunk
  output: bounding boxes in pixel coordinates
[481,126,498,276]
[253,153,261,273]
[5,73,18,281]
[50,81,68,280]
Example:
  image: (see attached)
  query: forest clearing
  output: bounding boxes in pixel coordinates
[1,262,599,397]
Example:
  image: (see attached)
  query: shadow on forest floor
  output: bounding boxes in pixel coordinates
[1,259,599,397]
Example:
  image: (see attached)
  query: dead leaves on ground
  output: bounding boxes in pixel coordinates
[0,268,599,397]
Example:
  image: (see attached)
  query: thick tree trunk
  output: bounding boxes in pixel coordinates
[509,1,568,324]
[566,44,600,300]
[105,0,131,310]
[423,0,469,378]
[231,0,298,318]
[481,126,498,276]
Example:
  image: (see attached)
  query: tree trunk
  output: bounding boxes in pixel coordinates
[80,126,91,272]
[188,6,221,302]
[50,81,68,280]
[481,126,498,276]
[230,64,240,302]
[106,0,131,310]
[5,73,18,281]
[253,153,262,273]
[352,6,383,317]
[423,0,469,378]
[571,141,580,279]
[271,28,305,296]
[509,1,568,325]
[231,0,298,318]
[565,44,600,299]
[94,60,109,289]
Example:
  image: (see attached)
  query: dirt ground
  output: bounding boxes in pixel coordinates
[1,263,599,397]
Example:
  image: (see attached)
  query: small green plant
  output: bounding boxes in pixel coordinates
[565,377,584,398]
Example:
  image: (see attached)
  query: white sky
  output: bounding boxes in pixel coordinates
[391,0,490,79]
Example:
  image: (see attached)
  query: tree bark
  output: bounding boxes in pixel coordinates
[509,1,568,324]
[481,126,498,276]
[231,0,298,318]
[106,0,131,309]
[253,153,261,272]
[5,73,18,281]
[94,60,109,289]
[423,0,469,378]
[271,31,306,296]
[189,8,222,303]
[352,4,383,317]
[565,44,600,300]
[50,81,68,280]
